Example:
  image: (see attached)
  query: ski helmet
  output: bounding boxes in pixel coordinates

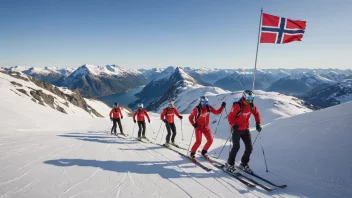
[138,103,144,108]
[199,96,209,106]
[113,102,118,108]
[242,90,254,102]
[168,100,174,108]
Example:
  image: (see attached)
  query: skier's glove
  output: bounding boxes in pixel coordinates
[221,102,226,107]
[148,119,151,123]
[193,123,198,128]
[232,124,239,131]
[179,116,183,120]
[256,123,262,132]
[110,117,113,121]
[133,120,136,123]
[121,116,123,119]
[163,119,167,123]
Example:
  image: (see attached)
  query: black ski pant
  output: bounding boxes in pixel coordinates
[137,121,146,137]
[165,122,177,143]
[111,118,123,134]
[227,129,253,166]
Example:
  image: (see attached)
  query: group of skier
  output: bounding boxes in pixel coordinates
[109,90,262,173]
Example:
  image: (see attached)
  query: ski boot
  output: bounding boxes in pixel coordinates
[201,149,209,160]
[138,136,142,141]
[171,142,179,148]
[142,135,149,141]
[190,152,196,160]
[238,163,253,174]
[224,162,236,173]
[163,142,170,148]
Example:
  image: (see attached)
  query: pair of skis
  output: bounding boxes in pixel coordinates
[120,133,286,191]
[202,153,287,190]
[202,155,275,191]
[159,143,285,191]
[159,144,212,172]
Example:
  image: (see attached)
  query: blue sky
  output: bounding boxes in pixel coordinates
[0,0,351,69]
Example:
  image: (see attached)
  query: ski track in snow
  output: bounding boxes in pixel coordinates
[0,170,31,187]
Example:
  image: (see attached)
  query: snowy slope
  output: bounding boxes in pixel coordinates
[0,71,105,118]
[0,69,351,197]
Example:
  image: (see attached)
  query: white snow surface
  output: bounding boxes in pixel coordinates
[0,71,351,197]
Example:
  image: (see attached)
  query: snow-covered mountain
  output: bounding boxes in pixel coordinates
[62,64,147,98]
[267,73,338,95]
[183,67,235,85]
[146,74,226,111]
[302,78,352,108]
[138,67,164,82]
[134,66,186,101]
[0,69,109,118]
[3,66,74,86]
[213,70,278,91]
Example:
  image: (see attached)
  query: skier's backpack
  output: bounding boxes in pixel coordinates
[195,105,210,120]
[234,100,254,117]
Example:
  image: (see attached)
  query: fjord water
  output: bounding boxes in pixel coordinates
[97,86,144,107]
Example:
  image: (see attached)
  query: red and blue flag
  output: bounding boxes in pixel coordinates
[260,13,306,44]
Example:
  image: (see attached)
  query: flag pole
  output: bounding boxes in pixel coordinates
[252,8,263,92]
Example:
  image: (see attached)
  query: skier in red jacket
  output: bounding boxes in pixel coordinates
[189,96,226,159]
[109,103,124,135]
[225,90,262,174]
[160,100,183,147]
[133,103,151,141]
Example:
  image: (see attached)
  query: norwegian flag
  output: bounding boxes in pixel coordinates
[260,13,306,44]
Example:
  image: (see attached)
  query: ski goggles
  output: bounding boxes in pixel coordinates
[244,95,254,101]
[200,100,208,106]
[200,96,209,106]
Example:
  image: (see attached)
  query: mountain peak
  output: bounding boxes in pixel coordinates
[173,67,197,84]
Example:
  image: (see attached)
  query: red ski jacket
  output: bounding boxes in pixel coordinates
[228,98,261,131]
[110,107,123,119]
[189,105,223,127]
[160,107,181,123]
[133,108,150,122]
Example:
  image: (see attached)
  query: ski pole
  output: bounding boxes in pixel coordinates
[259,132,269,172]
[217,133,231,159]
[252,132,259,146]
[159,125,166,144]
[108,120,112,134]
[187,129,195,156]
[155,124,165,144]
[131,122,136,138]
[181,119,184,140]
[213,110,223,137]
[148,122,156,134]
[157,122,163,135]
[229,132,232,154]
[154,122,163,143]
